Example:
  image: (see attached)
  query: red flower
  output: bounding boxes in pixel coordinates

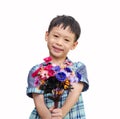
[32,67,41,77]
[48,69,55,77]
[39,70,49,80]
[43,56,52,63]
[44,64,53,70]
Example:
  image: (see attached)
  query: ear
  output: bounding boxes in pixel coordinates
[71,41,78,50]
[45,31,49,41]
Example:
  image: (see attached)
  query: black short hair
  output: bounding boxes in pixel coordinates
[48,15,81,41]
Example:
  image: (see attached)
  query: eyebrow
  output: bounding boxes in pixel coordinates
[53,31,72,39]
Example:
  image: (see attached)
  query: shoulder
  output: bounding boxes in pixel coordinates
[71,61,87,72]
[67,58,86,67]
[67,58,86,70]
[29,64,41,73]
[28,62,45,74]
[73,61,86,68]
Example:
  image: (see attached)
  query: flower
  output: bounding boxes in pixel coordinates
[34,77,40,86]
[32,56,81,108]
[43,56,52,63]
[56,72,67,82]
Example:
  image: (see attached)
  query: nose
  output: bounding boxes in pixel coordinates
[56,39,63,46]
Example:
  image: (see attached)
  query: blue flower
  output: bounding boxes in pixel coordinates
[64,67,72,72]
[56,72,66,82]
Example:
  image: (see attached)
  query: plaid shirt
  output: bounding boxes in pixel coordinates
[26,58,89,119]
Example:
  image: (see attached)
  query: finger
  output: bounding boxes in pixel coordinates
[52,108,62,113]
[49,106,55,112]
[51,112,62,117]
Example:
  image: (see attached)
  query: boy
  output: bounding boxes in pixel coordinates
[27,15,89,119]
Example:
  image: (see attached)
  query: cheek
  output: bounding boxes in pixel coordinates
[46,39,52,45]
[66,43,74,48]
[70,46,74,50]
[64,45,72,51]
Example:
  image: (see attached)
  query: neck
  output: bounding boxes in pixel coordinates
[50,56,66,66]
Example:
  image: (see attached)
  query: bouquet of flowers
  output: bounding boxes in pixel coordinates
[32,56,81,108]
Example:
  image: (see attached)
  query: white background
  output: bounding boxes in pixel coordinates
[0,0,120,118]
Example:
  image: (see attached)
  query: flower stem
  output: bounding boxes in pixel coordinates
[54,101,58,108]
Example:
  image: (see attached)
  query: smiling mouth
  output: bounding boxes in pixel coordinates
[52,46,64,52]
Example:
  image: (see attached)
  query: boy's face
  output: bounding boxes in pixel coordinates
[45,24,78,59]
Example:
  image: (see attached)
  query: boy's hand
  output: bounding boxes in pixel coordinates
[49,106,63,119]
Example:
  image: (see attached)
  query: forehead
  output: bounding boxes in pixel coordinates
[56,24,72,32]
[51,24,74,34]
[51,25,75,39]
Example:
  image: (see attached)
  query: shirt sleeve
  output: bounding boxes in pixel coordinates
[26,64,44,98]
[74,62,89,92]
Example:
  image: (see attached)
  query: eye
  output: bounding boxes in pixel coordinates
[64,39,70,42]
[53,34,59,38]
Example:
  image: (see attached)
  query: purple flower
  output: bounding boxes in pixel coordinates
[34,77,40,86]
[64,67,72,72]
[56,72,66,82]
[70,76,79,83]
[52,66,60,72]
